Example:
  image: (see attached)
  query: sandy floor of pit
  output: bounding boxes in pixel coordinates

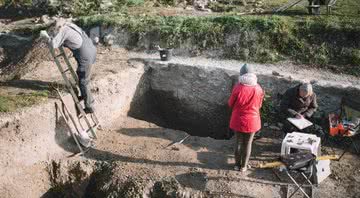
[72,115,358,198]
[1,47,360,197]
[4,115,359,197]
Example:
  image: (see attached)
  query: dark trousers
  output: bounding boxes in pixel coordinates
[234,132,255,168]
[72,34,96,109]
[76,65,94,109]
[72,36,96,110]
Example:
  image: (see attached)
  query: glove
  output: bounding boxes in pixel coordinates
[39,30,50,40]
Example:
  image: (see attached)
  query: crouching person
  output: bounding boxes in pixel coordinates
[228,64,264,172]
[280,83,324,138]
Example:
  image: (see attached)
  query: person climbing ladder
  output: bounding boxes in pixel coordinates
[40,18,97,114]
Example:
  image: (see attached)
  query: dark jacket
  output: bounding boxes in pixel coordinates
[280,84,318,118]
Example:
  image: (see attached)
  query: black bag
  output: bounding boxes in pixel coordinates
[281,152,316,170]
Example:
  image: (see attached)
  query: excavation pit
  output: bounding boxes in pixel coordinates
[128,62,235,139]
[1,48,360,197]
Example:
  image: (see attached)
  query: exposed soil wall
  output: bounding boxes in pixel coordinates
[128,59,360,139]
[0,59,145,196]
[2,54,360,165]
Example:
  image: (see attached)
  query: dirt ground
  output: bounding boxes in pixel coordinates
[38,113,360,197]
[86,115,360,197]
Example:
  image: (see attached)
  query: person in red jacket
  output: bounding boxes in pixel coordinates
[228,64,264,172]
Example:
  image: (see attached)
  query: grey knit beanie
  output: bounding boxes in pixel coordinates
[240,64,254,76]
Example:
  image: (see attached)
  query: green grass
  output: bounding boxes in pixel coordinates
[1,0,359,16]
[0,91,49,112]
[327,0,360,16]
[78,14,360,75]
[262,0,360,15]
[1,0,359,76]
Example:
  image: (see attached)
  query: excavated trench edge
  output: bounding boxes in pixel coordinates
[128,60,360,139]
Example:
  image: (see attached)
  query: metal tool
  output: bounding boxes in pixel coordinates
[164,134,191,148]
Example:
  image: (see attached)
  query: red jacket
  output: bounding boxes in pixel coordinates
[228,83,264,133]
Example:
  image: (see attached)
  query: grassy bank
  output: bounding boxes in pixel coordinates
[78,14,360,75]
[0,91,48,112]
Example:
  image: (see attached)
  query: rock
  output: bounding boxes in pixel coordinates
[100,0,114,10]
[185,6,195,10]
[254,8,264,13]
[264,122,269,127]
[89,26,100,44]
[193,0,209,10]
[171,146,180,151]
[151,177,181,197]
[269,125,281,131]
[310,79,318,84]
[272,71,281,76]
[202,8,212,12]
[93,37,100,44]
[103,34,114,46]
[40,15,50,24]
[178,0,188,8]
[0,47,4,62]
[277,122,284,128]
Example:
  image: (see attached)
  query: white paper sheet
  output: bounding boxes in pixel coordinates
[287,117,313,130]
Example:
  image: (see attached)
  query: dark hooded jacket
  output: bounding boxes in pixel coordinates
[280,84,318,118]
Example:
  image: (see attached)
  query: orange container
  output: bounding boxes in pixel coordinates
[329,126,339,136]
[329,113,340,136]
[338,124,346,135]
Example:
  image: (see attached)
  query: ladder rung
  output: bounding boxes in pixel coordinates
[55,53,65,58]
[62,68,70,74]
[86,125,98,133]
